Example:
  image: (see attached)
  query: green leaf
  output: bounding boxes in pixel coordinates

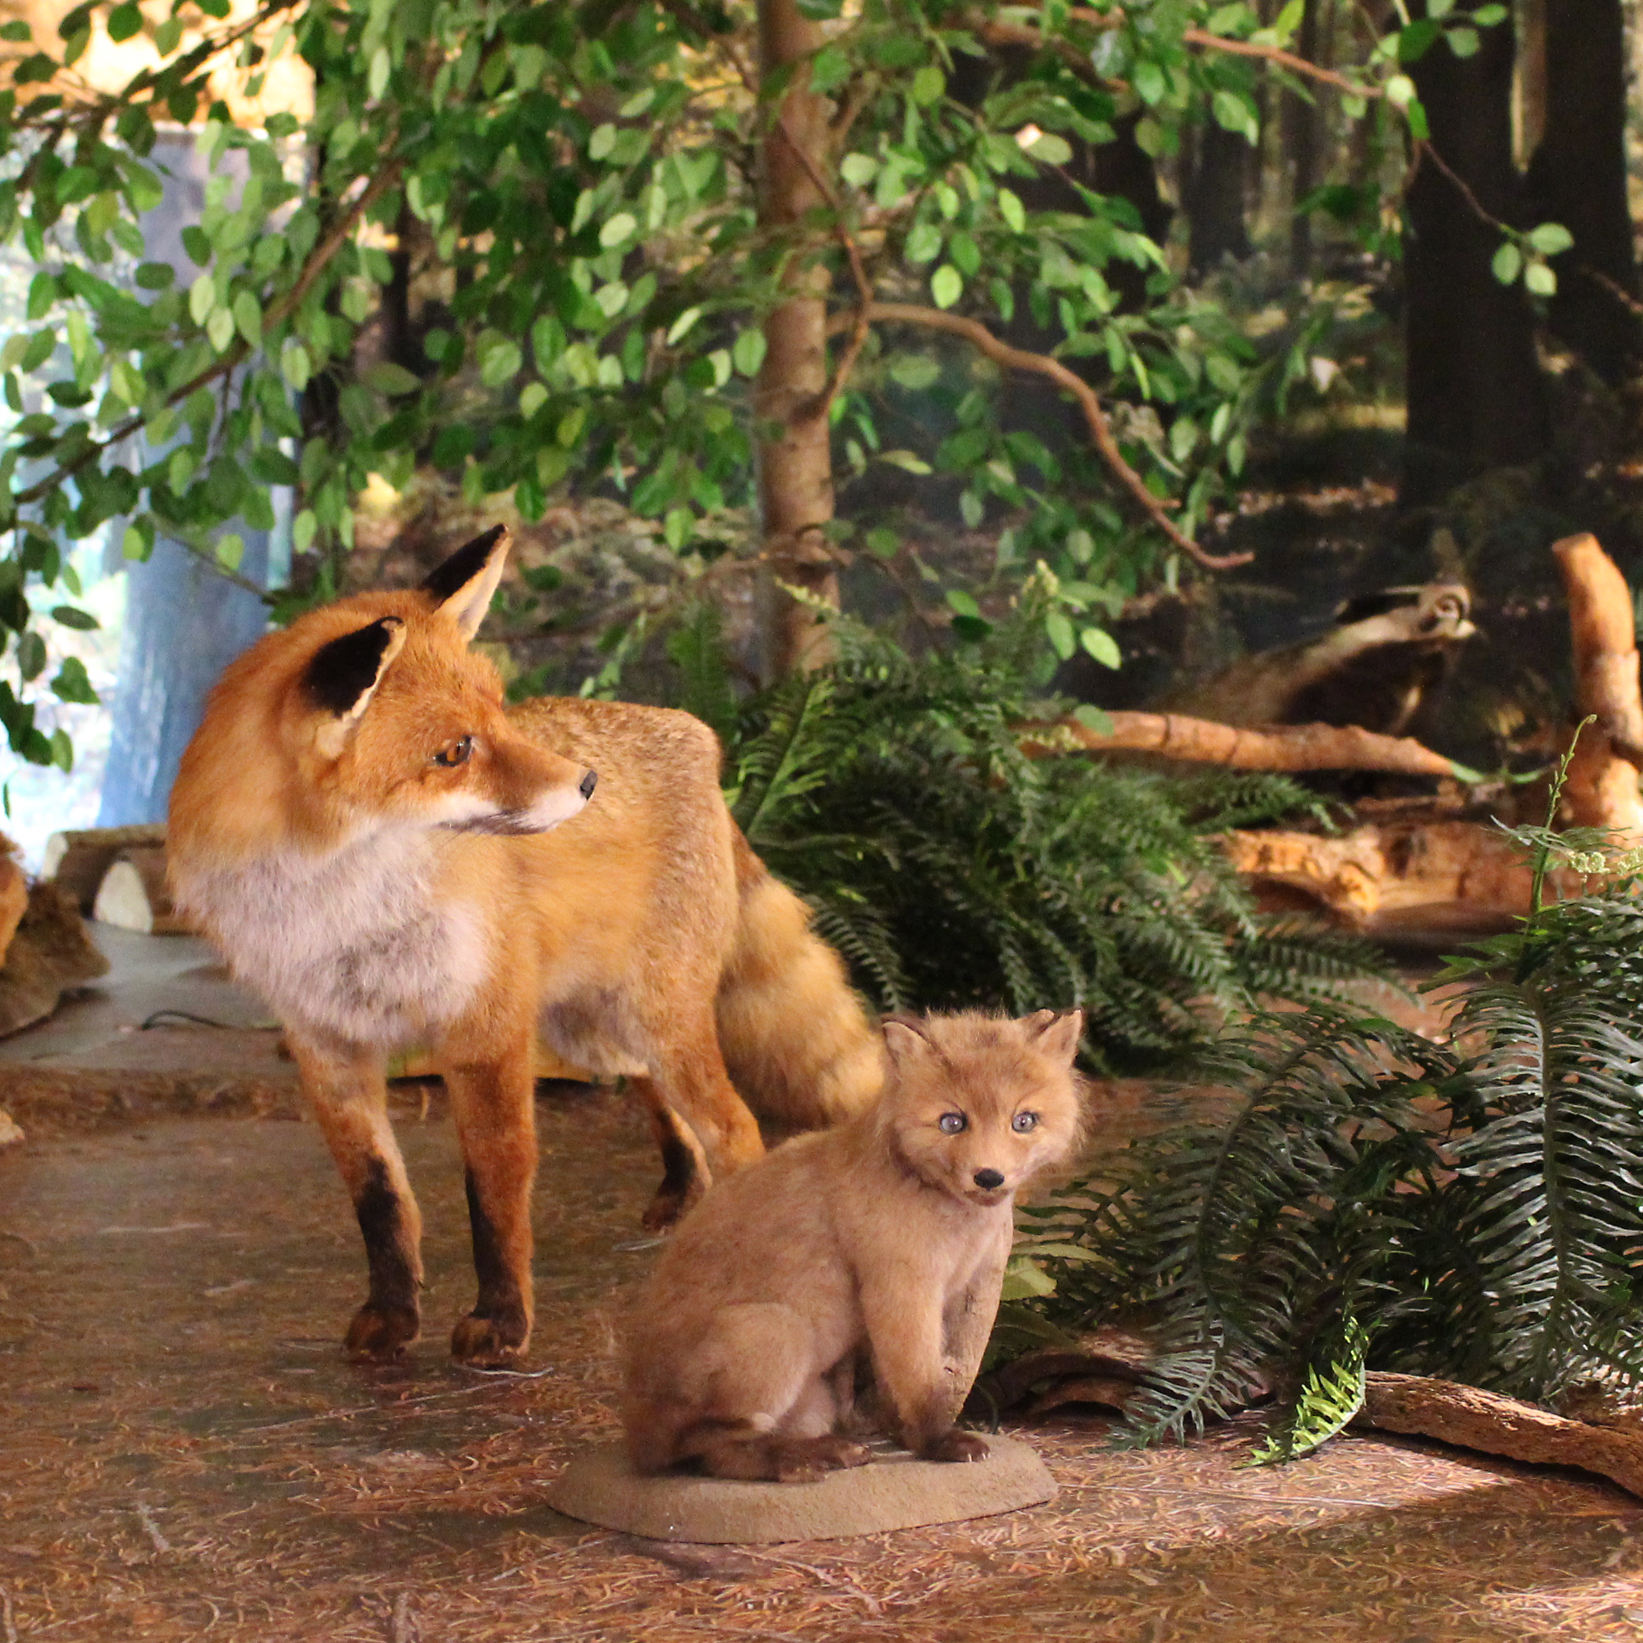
[910,65,945,106]
[478,337,522,388]
[888,353,941,391]
[1045,610,1075,659]
[106,2,141,41]
[931,264,962,309]
[365,361,422,396]
[26,272,55,320]
[280,339,312,390]
[16,631,45,681]
[865,527,899,559]
[731,328,767,378]
[905,220,942,264]
[1072,703,1113,735]
[599,211,638,249]
[292,509,317,555]
[1491,241,1523,284]
[1525,261,1557,296]
[216,533,244,573]
[1446,25,1479,56]
[1023,130,1073,166]
[51,654,98,704]
[1133,61,1166,106]
[1528,222,1575,256]
[189,274,216,326]
[997,189,1025,233]
[839,153,877,188]
[1080,626,1122,669]
[50,605,98,631]
[946,588,980,618]
[135,261,173,289]
[1473,3,1507,21]
[879,449,932,474]
[0,21,29,41]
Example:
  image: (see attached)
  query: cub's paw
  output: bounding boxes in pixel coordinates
[921,1429,990,1465]
[451,1310,529,1367]
[809,1436,872,1470]
[344,1303,419,1361]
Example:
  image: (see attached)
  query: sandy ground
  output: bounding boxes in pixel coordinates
[5,1084,1643,1643]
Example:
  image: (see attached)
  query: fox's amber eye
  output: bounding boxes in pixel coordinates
[938,1112,966,1135]
[1012,1111,1038,1133]
[432,735,473,768]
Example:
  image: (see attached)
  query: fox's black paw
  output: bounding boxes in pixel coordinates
[344,1302,419,1360]
[451,1310,529,1367]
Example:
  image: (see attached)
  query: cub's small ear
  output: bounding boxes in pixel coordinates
[881,1016,934,1067]
[421,524,510,639]
[304,616,405,760]
[1022,1007,1084,1067]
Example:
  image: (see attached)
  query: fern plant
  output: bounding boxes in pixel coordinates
[1020,848,1643,1446]
[683,580,1385,1073]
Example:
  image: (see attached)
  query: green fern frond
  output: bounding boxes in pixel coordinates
[1247,1318,1369,1465]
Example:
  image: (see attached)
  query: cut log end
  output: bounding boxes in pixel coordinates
[92,847,189,936]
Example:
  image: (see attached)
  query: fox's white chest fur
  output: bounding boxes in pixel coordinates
[175,831,486,1048]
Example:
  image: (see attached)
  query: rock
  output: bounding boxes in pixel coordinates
[546,1435,1056,1544]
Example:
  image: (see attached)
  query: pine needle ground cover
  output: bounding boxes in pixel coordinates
[1018,880,1643,1456]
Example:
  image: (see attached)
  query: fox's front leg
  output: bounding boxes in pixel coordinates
[290,1035,423,1360]
[943,1235,1010,1399]
[442,1037,538,1366]
[862,1275,989,1464]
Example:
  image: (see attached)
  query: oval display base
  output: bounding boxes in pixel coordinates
[546,1434,1057,1544]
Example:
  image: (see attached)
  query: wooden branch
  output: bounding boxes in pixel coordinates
[1554,532,1643,844]
[13,158,404,510]
[1357,1372,1643,1500]
[43,823,167,913]
[963,9,1383,100]
[858,303,1249,570]
[1019,711,1453,775]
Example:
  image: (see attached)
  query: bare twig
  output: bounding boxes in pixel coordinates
[0,1585,16,1643]
[963,9,1382,100]
[134,1501,171,1555]
[851,303,1249,568]
[390,1591,419,1643]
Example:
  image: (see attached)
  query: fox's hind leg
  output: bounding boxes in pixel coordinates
[632,1081,712,1232]
[643,1009,764,1189]
[291,1037,423,1360]
[443,1039,538,1366]
[697,1433,871,1483]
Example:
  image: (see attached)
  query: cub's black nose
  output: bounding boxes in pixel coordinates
[579,769,598,800]
[974,1168,1005,1191]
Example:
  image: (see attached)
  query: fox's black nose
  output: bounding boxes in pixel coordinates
[579,769,598,800]
[974,1168,1005,1191]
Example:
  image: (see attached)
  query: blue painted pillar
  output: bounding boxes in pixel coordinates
[96,134,285,826]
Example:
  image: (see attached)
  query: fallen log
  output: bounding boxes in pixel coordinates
[1221,820,1581,934]
[1554,533,1643,845]
[1020,711,1458,777]
[92,845,190,935]
[43,823,167,913]
[1357,1372,1643,1499]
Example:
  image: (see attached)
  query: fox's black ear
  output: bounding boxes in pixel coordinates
[422,524,510,639]
[303,617,405,758]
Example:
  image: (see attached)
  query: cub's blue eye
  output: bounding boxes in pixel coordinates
[1012,1111,1038,1133]
[938,1112,966,1135]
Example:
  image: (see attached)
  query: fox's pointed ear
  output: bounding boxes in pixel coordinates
[421,524,510,639]
[1021,1007,1084,1067]
[881,1016,935,1068]
[304,617,405,760]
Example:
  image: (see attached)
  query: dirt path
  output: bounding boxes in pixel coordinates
[4,1092,1643,1642]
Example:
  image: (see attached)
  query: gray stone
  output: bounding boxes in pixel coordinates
[545,1435,1056,1544]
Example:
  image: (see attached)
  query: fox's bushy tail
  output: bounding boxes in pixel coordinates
[715,831,883,1130]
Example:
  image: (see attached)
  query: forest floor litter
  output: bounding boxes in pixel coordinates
[2,937,1641,1640]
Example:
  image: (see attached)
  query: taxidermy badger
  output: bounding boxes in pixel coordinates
[1169,582,1475,735]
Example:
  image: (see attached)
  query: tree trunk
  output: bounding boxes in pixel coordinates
[1523,0,1638,384]
[1401,13,1547,505]
[1184,121,1252,274]
[1283,0,1325,275]
[753,0,838,682]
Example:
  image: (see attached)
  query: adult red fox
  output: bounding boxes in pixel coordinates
[168,526,882,1366]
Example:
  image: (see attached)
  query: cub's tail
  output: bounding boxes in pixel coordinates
[715,830,883,1130]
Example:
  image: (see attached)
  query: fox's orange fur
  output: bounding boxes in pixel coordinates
[622,1010,1086,1481]
[168,526,882,1366]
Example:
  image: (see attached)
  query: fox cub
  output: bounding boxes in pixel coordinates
[622,1009,1086,1482]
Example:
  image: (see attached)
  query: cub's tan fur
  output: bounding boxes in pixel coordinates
[168,526,881,1368]
[622,1009,1085,1481]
